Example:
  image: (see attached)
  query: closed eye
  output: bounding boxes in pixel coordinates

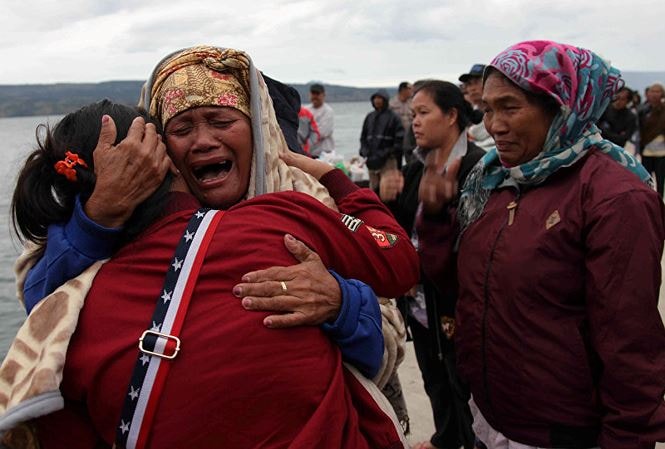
[168,125,193,137]
[209,119,235,128]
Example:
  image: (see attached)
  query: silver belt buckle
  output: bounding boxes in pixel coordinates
[138,330,181,359]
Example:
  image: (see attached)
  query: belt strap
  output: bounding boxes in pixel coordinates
[115,209,224,449]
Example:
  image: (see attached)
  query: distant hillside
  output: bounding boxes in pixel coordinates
[1,71,662,118]
[291,84,390,105]
[0,82,392,118]
[0,81,145,117]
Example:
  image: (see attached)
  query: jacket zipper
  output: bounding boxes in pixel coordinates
[480,190,520,420]
[507,200,518,226]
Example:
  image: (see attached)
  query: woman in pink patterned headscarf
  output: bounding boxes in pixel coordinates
[417,40,665,449]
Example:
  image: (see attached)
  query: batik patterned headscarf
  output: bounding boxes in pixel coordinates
[155,64,251,125]
[139,45,335,208]
[458,40,653,233]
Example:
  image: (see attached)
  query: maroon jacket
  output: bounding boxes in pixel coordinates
[35,174,417,449]
[418,149,665,448]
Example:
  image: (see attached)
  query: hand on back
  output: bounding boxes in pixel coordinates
[232,234,342,328]
[280,149,334,180]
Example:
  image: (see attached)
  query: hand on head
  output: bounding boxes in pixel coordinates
[84,115,171,227]
[232,234,342,328]
[418,155,461,216]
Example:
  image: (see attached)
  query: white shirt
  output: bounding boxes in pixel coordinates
[306,102,335,157]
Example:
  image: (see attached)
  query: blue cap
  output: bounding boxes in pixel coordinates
[459,64,486,82]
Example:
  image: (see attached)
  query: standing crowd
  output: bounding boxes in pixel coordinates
[0,39,664,449]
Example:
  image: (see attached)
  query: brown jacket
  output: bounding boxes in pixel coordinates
[640,102,665,150]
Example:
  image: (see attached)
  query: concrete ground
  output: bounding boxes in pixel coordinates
[397,258,665,448]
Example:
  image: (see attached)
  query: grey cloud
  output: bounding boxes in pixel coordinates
[322,3,452,43]
[116,15,255,54]
[4,2,93,32]
[2,0,665,85]
[88,0,164,16]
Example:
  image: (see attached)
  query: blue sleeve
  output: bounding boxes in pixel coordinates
[320,270,384,379]
[23,196,122,314]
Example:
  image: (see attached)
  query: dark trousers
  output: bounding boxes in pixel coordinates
[642,155,665,198]
[409,316,475,449]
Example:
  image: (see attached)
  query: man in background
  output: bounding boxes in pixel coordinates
[639,83,665,197]
[598,86,637,148]
[360,89,404,190]
[459,63,494,150]
[306,83,335,158]
[390,82,416,164]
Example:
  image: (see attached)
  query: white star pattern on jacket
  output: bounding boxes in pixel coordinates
[172,258,183,271]
[161,289,172,303]
[129,386,140,400]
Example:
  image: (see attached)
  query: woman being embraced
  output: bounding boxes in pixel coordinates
[2,46,418,449]
[418,40,665,448]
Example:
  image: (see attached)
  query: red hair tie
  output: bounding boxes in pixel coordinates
[54,151,88,182]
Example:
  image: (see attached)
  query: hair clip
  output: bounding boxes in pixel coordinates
[54,151,88,182]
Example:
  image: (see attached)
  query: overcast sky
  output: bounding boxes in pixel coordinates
[1,0,664,87]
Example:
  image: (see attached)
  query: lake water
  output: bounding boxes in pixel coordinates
[0,101,373,358]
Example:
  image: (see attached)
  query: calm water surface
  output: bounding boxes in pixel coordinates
[0,102,371,358]
[0,114,67,358]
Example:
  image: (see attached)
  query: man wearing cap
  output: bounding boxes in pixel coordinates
[306,83,335,158]
[459,63,495,150]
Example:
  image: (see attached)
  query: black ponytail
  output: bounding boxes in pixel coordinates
[11,121,94,244]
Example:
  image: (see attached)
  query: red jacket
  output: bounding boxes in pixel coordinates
[36,176,418,449]
[418,149,665,448]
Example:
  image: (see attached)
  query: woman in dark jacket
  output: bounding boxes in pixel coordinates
[417,40,665,449]
[380,80,484,449]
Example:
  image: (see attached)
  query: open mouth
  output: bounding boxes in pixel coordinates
[193,160,233,183]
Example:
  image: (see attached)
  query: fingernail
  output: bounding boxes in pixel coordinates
[242,298,252,308]
[264,317,273,327]
[102,115,110,124]
[285,234,295,243]
[241,274,251,282]
[232,286,242,297]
